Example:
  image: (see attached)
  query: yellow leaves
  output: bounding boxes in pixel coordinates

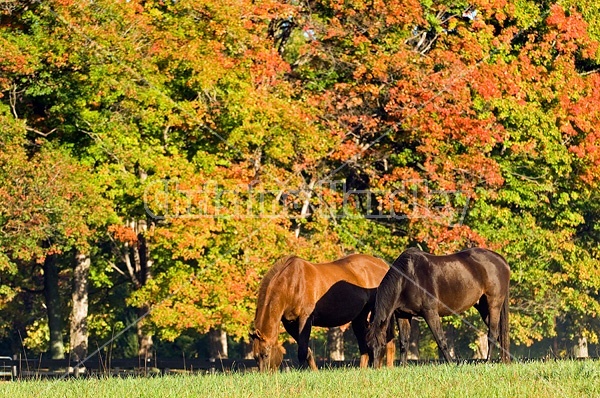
[22,319,49,354]
[510,313,546,347]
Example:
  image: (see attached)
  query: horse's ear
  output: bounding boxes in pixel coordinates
[249,329,264,341]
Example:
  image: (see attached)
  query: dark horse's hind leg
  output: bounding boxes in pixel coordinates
[485,298,503,361]
[475,295,502,361]
[283,318,318,370]
[422,310,454,363]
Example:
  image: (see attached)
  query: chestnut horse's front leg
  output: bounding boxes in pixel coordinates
[296,316,318,370]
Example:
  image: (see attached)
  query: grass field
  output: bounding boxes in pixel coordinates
[1,360,598,398]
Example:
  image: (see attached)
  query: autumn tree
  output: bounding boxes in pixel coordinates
[0,107,111,358]
[2,0,600,362]
[271,0,600,353]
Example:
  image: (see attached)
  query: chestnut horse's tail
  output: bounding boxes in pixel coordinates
[499,287,510,363]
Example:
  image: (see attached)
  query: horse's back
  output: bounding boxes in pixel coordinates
[272,254,389,327]
[314,254,389,288]
[423,248,509,276]
[272,254,389,300]
[400,247,510,314]
[453,248,510,288]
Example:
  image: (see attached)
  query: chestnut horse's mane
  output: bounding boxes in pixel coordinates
[257,255,298,309]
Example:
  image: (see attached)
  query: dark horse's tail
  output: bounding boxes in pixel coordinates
[499,287,510,363]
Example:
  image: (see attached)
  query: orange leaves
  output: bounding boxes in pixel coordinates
[414,223,487,254]
[330,140,362,162]
[108,225,138,245]
[546,5,598,58]
[570,131,600,185]
[249,47,291,87]
[0,37,37,81]
[326,0,424,28]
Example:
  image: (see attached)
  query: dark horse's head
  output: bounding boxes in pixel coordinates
[366,317,388,368]
[249,329,286,372]
[366,251,414,368]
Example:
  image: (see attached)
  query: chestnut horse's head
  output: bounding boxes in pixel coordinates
[249,329,285,372]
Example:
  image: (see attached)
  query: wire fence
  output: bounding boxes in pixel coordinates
[1,354,597,380]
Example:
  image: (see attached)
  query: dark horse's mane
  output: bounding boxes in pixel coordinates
[257,255,298,308]
[379,247,422,298]
[368,248,423,345]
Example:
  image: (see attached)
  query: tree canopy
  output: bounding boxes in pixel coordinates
[1,0,599,357]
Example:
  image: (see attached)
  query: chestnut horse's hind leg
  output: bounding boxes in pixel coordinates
[283,317,318,370]
[384,315,396,367]
[422,310,454,363]
[385,340,396,367]
[351,309,371,368]
[306,347,318,370]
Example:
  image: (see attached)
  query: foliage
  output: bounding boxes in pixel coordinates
[1,0,599,356]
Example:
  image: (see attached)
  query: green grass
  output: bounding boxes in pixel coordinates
[1,360,598,398]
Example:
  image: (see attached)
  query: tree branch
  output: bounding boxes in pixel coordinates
[25,126,57,137]
[9,84,18,119]
[108,261,127,277]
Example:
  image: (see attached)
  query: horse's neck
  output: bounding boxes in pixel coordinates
[256,263,306,340]
[256,291,286,340]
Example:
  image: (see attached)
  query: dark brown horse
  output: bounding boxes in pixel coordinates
[250,254,396,371]
[367,247,510,366]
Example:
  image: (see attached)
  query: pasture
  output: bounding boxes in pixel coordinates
[1,360,598,398]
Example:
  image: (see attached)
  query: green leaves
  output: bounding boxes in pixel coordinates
[1,0,600,355]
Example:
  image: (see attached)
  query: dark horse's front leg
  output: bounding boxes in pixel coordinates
[283,317,318,370]
[396,316,412,365]
[422,310,454,363]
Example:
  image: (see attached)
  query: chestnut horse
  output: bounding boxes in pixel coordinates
[367,247,510,366]
[250,254,396,371]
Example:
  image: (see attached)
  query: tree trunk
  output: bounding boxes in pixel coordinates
[294,178,316,238]
[137,304,154,360]
[69,252,90,363]
[208,328,228,359]
[121,216,154,360]
[572,336,588,358]
[43,254,64,359]
[327,327,345,361]
[472,330,489,359]
[407,318,420,360]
